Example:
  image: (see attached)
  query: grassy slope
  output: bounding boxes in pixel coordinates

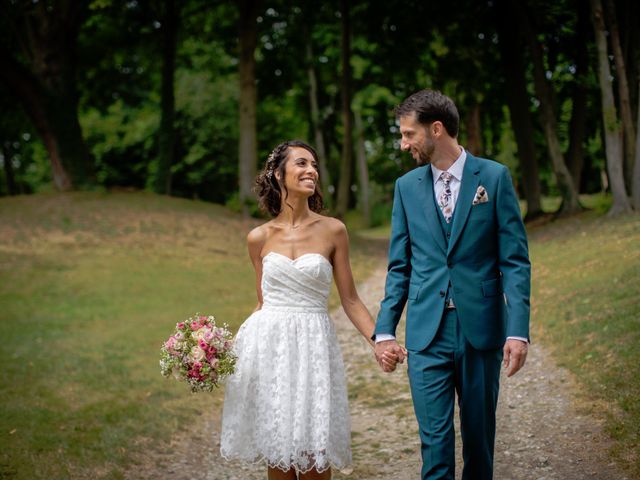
[0,192,638,477]
[527,210,639,475]
[0,192,385,479]
[0,192,257,479]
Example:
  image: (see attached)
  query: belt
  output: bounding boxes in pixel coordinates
[444,298,456,310]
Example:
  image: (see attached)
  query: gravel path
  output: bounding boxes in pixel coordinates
[132,265,628,479]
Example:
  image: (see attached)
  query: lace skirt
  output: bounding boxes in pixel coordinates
[220,306,352,473]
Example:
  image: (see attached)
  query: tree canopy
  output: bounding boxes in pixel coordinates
[1,0,638,218]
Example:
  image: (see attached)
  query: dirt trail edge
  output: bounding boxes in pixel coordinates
[133,265,628,480]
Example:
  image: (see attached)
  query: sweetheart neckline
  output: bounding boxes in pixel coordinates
[263,251,332,266]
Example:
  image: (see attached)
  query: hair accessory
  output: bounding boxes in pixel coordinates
[265,149,279,179]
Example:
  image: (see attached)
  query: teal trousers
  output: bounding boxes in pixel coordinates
[407,309,502,480]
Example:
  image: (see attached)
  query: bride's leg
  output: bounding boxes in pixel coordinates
[268,466,298,480]
[299,467,331,480]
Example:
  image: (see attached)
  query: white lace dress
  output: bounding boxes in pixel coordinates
[220,252,351,474]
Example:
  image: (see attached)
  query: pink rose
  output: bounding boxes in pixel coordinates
[177,322,185,329]
[193,361,202,370]
[190,320,200,330]
[203,330,214,343]
[208,345,217,355]
[209,358,219,369]
[199,315,207,325]
[164,336,176,350]
[198,339,208,350]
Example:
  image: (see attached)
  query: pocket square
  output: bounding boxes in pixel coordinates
[472,185,489,205]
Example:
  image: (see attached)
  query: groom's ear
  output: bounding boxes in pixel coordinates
[431,121,445,138]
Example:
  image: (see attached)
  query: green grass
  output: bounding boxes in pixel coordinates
[0,192,260,479]
[0,191,384,479]
[528,209,640,476]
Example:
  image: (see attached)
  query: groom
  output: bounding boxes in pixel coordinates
[374,89,530,479]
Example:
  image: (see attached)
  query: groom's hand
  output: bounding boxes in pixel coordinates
[503,338,528,377]
[374,340,407,372]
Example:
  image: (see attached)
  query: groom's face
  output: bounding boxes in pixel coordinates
[399,113,435,166]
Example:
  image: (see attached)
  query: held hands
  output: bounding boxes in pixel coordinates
[503,338,528,377]
[374,340,408,373]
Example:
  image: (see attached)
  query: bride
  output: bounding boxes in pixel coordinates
[220,140,404,479]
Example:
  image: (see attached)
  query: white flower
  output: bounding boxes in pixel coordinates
[189,345,206,362]
[191,326,210,342]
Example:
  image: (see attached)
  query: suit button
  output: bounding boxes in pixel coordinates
[446,232,451,238]
[439,290,445,297]
[447,261,452,268]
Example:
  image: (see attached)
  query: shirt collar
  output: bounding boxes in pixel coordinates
[431,147,466,184]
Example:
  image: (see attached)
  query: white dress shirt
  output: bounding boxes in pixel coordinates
[376,147,527,345]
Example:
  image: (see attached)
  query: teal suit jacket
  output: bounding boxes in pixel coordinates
[375,152,530,351]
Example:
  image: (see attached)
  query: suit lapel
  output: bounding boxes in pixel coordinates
[416,166,447,255]
[447,152,480,257]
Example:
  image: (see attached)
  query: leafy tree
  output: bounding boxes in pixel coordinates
[0,0,92,190]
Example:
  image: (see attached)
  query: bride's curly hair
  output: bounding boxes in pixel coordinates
[255,140,324,217]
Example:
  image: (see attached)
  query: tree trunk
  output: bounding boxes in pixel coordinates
[464,102,483,156]
[354,111,370,226]
[0,54,73,190]
[495,0,542,219]
[591,0,632,215]
[604,0,636,190]
[0,2,90,191]
[153,0,179,195]
[632,79,640,208]
[305,38,332,207]
[519,2,581,215]
[238,0,260,217]
[335,0,353,218]
[2,143,18,195]
[566,0,590,191]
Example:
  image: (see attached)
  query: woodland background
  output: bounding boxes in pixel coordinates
[1,0,639,220]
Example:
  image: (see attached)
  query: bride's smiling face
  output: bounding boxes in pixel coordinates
[277,147,319,197]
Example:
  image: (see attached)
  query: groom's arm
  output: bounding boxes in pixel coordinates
[496,166,531,341]
[374,179,412,339]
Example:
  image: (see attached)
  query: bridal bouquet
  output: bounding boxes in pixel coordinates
[160,314,237,392]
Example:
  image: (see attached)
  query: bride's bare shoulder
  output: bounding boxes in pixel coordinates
[247,222,270,247]
[317,215,347,235]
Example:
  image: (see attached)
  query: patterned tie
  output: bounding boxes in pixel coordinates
[438,171,454,223]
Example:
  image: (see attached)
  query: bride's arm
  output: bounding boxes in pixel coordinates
[330,219,402,371]
[330,219,377,348]
[247,225,266,312]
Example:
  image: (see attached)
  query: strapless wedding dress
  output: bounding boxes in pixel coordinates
[220,252,351,473]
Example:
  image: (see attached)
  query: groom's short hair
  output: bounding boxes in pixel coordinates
[395,89,459,138]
